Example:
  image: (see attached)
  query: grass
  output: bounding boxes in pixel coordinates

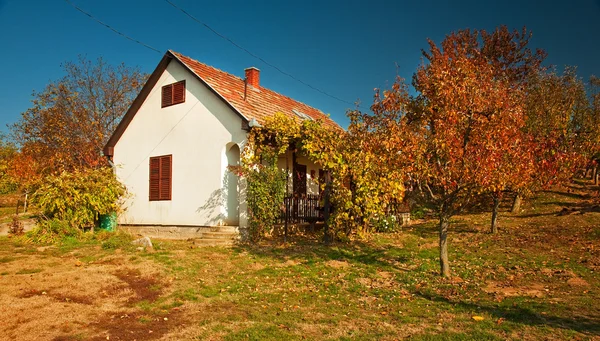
[15,268,43,275]
[0,182,599,340]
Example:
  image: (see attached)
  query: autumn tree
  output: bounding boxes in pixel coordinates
[0,135,18,194]
[11,56,146,177]
[408,27,544,276]
[510,67,591,208]
[344,81,418,235]
[581,76,600,183]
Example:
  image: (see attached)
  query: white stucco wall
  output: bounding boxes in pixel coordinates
[113,60,247,226]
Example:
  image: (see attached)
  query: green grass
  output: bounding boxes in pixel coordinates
[0,256,17,263]
[15,268,43,275]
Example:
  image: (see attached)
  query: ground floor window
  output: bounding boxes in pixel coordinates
[149,155,172,201]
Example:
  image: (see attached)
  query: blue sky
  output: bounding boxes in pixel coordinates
[1,0,599,131]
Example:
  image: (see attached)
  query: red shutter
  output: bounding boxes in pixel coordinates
[149,157,160,200]
[161,81,185,108]
[149,155,172,201]
[173,80,185,104]
[160,155,172,200]
[161,84,173,107]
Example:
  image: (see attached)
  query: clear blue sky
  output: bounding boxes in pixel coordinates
[1,0,599,132]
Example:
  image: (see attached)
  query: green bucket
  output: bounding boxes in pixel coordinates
[98,212,117,231]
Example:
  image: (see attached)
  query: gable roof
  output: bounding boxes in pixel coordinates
[104,50,340,156]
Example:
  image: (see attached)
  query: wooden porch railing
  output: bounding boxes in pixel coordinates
[278,194,323,224]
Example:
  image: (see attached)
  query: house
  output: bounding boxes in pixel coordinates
[103,50,340,238]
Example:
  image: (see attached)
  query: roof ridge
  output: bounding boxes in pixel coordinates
[170,50,329,118]
[169,50,246,83]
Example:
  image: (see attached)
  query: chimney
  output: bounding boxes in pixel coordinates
[245,67,260,88]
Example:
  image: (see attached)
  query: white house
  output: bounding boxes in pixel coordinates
[103,50,340,237]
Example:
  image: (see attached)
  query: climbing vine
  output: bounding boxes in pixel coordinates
[242,148,287,241]
[237,112,406,241]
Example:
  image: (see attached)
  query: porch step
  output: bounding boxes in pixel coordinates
[211,225,239,233]
[193,238,236,247]
[202,231,239,240]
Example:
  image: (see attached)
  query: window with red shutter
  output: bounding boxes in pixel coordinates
[161,80,185,108]
[149,155,172,201]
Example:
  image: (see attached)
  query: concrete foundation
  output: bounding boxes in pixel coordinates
[119,225,241,240]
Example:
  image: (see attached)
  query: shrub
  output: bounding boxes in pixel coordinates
[100,230,134,250]
[8,216,24,235]
[31,167,126,230]
[26,218,81,244]
[410,207,426,220]
[373,215,399,233]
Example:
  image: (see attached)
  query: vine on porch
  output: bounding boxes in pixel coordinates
[232,112,407,241]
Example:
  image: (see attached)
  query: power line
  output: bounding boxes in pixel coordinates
[64,0,162,54]
[163,0,359,108]
[66,0,361,109]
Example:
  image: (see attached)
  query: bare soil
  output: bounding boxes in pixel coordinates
[0,252,185,341]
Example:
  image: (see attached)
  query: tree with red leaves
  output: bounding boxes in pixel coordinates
[407,26,544,276]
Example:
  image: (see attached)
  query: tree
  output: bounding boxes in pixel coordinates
[408,27,544,276]
[519,67,590,198]
[11,56,146,176]
[0,135,18,194]
[580,76,600,183]
[344,80,416,236]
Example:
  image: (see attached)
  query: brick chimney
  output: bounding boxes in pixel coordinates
[245,67,260,88]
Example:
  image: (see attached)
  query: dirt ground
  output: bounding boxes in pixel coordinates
[0,249,185,341]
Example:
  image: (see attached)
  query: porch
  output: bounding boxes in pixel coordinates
[277,194,324,225]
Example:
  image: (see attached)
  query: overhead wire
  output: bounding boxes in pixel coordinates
[163,0,359,108]
[65,0,362,110]
[64,0,162,54]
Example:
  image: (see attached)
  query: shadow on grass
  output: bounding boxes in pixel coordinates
[233,237,402,271]
[408,221,480,239]
[540,201,581,207]
[544,190,589,200]
[232,218,481,271]
[515,203,600,219]
[514,212,559,219]
[415,291,600,336]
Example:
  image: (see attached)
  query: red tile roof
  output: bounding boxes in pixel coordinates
[170,51,340,130]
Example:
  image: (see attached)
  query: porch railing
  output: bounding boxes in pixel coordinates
[278,194,323,224]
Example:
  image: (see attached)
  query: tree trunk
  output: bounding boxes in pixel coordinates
[439,213,450,277]
[491,194,500,234]
[593,167,598,185]
[511,194,522,213]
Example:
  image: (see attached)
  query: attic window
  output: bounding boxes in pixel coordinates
[292,109,313,121]
[162,80,186,108]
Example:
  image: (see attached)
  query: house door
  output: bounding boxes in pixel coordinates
[293,164,307,197]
